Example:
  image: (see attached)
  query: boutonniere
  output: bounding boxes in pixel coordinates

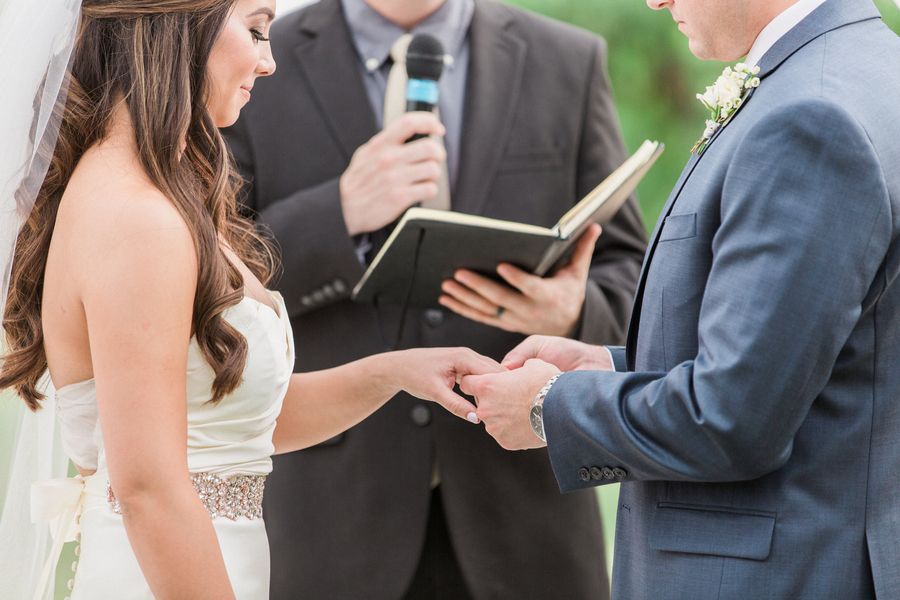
[691,62,760,155]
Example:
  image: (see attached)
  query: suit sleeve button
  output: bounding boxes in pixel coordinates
[312,290,325,304]
[333,279,347,294]
[578,467,592,482]
[589,466,603,481]
[601,467,615,480]
[612,467,628,480]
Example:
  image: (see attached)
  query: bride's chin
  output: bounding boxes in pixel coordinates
[212,106,241,129]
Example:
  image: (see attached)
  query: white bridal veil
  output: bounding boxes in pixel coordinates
[0,1,82,598]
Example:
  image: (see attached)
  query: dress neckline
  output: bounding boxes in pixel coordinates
[52,291,288,396]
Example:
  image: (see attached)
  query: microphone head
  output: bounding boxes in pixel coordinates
[406,34,445,81]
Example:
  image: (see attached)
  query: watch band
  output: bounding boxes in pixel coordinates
[530,373,561,442]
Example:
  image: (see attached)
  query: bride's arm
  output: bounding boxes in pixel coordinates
[77,189,234,599]
[273,348,501,454]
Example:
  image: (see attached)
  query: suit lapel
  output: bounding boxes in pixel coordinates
[290,0,378,161]
[756,0,880,80]
[452,2,526,215]
[624,0,883,370]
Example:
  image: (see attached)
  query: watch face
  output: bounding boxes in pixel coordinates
[530,404,545,441]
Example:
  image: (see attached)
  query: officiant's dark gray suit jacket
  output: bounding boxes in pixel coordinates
[543,1,900,598]
[223,0,647,598]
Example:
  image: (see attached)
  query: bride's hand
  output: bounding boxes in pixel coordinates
[392,347,503,423]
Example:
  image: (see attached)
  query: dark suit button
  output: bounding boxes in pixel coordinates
[612,467,628,480]
[322,284,336,299]
[312,290,325,304]
[578,467,591,482]
[410,404,431,427]
[423,309,444,327]
[589,466,603,481]
[300,295,313,307]
[601,467,615,480]
[333,279,347,294]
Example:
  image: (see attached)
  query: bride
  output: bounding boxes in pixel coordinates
[0,0,497,598]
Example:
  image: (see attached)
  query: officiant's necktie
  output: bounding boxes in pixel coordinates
[383,33,451,212]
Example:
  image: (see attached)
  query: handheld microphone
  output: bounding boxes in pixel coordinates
[404,34,445,142]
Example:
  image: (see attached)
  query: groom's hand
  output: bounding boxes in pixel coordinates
[438,224,602,336]
[460,359,560,450]
[502,335,613,372]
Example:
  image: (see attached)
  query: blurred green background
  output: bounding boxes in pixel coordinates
[2,0,898,596]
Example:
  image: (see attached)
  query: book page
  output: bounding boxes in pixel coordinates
[555,140,663,239]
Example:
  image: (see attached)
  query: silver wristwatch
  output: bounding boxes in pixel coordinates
[530,373,561,443]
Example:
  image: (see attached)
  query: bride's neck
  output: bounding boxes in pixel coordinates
[99,98,140,157]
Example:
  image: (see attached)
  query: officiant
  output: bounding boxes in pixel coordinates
[223,0,646,597]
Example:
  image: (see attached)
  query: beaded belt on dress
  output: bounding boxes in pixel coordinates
[107,472,266,520]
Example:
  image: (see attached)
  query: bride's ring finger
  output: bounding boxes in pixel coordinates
[495,306,505,318]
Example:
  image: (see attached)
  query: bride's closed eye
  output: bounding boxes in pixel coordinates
[250,28,269,43]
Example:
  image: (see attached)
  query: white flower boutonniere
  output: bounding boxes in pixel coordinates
[692,62,760,155]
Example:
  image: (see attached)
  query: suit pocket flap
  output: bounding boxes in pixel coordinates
[658,212,697,242]
[650,503,775,561]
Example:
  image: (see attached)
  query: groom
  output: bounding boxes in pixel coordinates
[463,0,900,597]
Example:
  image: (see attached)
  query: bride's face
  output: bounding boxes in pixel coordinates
[207,0,277,127]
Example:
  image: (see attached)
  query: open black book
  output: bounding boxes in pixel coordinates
[352,140,663,308]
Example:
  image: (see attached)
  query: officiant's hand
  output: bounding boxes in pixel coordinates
[439,224,601,336]
[460,359,561,450]
[501,335,613,372]
[393,347,503,423]
[339,113,446,236]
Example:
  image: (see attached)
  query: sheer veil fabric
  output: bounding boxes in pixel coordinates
[0,1,82,599]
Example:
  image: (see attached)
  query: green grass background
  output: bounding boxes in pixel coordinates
[2,1,898,596]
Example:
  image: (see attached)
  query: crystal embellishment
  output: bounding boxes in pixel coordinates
[107,473,266,520]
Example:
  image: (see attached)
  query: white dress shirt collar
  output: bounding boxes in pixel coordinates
[745,0,828,67]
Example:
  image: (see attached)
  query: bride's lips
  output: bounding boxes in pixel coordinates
[240,86,252,100]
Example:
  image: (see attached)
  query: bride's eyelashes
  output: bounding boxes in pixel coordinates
[250,28,269,43]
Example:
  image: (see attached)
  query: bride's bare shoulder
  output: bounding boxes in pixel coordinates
[57,144,195,260]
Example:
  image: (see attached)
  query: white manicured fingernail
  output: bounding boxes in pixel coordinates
[466,412,479,424]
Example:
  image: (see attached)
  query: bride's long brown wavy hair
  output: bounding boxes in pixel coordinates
[0,0,277,410]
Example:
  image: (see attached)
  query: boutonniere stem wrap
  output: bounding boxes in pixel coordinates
[692,62,760,154]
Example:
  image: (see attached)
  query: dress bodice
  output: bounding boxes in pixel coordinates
[54,292,294,476]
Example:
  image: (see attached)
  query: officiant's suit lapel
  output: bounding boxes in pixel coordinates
[624,0,882,370]
[291,0,378,162]
[452,3,525,215]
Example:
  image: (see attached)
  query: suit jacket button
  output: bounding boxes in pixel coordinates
[333,279,347,294]
[578,468,591,482]
[589,466,603,481]
[423,309,444,327]
[612,467,627,480]
[301,295,313,307]
[323,284,336,299]
[410,404,432,427]
[312,290,325,304]
[601,467,615,480]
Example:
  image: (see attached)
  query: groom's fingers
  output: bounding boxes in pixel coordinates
[501,335,546,369]
[452,349,503,376]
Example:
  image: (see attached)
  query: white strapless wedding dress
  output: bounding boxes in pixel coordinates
[36,291,294,599]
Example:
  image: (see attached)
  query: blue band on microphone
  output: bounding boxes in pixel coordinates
[406,79,439,104]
